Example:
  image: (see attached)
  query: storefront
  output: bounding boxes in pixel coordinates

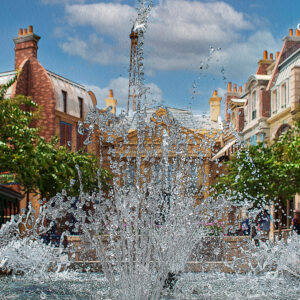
[0,185,22,227]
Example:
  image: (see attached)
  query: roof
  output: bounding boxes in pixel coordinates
[212,140,235,160]
[245,74,271,92]
[128,106,219,130]
[273,51,300,87]
[254,74,271,81]
[231,98,246,104]
[0,70,17,98]
[0,185,23,200]
[47,70,95,118]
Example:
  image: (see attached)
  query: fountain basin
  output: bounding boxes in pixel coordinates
[0,272,299,299]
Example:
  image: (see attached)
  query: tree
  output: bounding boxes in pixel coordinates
[0,92,111,207]
[214,122,300,232]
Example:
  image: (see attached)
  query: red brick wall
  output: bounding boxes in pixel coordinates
[280,40,300,62]
[259,89,270,118]
[12,59,30,96]
[256,61,272,75]
[225,93,238,123]
[15,40,38,70]
[12,57,56,141]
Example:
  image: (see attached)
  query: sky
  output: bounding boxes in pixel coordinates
[0,0,299,115]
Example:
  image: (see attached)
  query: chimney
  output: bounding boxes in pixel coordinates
[233,84,237,93]
[13,25,40,69]
[296,29,300,37]
[105,89,117,114]
[276,51,280,59]
[225,81,238,122]
[289,29,293,36]
[256,50,273,75]
[227,81,232,92]
[239,86,243,94]
[270,53,274,60]
[209,90,222,122]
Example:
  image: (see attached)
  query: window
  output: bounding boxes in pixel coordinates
[77,127,88,152]
[276,124,290,138]
[272,90,277,115]
[124,164,135,186]
[281,84,287,109]
[189,164,198,190]
[250,134,257,146]
[153,164,161,185]
[260,133,265,144]
[62,91,67,113]
[60,121,72,150]
[78,97,83,118]
[252,91,256,120]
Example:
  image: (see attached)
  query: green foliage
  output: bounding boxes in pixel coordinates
[215,122,300,207]
[33,136,111,198]
[0,94,111,200]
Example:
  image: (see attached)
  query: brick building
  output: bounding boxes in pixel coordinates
[223,28,300,146]
[0,26,99,224]
[214,28,300,238]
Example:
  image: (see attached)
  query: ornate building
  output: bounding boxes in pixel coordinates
[215,28,300,237]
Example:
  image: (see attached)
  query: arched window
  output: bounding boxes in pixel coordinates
[275,124,291,138]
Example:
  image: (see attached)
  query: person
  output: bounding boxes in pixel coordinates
[258,210,270,239]
[292,210,300,234]
[241,217,250,236]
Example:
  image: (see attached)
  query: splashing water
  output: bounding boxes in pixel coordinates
[0,1,299,300]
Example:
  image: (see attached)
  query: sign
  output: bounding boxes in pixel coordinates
[0,173,17,184]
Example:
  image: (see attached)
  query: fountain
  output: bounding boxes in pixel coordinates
[0,1,299,299]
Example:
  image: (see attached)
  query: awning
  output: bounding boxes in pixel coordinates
[0,185,23,201]
[212,140,236,160]
[231,98,246,104]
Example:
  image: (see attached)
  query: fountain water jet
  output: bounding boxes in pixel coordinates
[0,1,299,299]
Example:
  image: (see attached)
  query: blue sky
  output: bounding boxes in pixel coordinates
[0,0,299,115]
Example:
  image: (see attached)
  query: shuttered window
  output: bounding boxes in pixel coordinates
[60,122,72,150]
[77,128,88,152]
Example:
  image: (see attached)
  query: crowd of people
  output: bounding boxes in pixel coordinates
[238,209,300,239]
[239,210,270,238]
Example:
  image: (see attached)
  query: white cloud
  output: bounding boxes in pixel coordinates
[86,77,163,113]
[59,34,128,65]
[65,3,135,40]
[57,0,278,80]
[220,30,279,79]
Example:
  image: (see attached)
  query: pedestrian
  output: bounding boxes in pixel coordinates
[292,210,300,234]
[241,217,250,236]
[258,210,270,239]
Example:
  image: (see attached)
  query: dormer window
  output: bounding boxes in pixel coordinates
[78,97,83,118]
[62,90,67,113]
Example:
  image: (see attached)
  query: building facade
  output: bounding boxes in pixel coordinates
[216,28,300,236]
[0,26,99,222]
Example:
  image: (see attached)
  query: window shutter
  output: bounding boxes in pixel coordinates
[77,129,88,152]
[60,122,72,150]
[60,123,66,146]
[66,124,72,150]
